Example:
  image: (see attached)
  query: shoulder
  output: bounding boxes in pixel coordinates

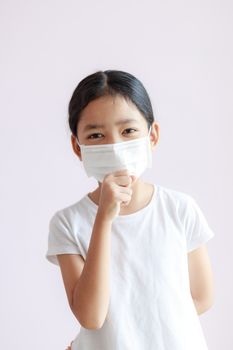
[156,185,201,226]
[49,193,90,227]
[158,184,195,209]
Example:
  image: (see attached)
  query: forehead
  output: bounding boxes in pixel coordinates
[79,95,146,126]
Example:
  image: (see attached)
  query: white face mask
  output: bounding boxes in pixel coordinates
[76,126,152,183]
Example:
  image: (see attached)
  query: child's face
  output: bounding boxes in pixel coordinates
[71,94,159,161]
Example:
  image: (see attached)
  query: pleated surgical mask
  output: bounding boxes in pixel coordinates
[76,125,152,183]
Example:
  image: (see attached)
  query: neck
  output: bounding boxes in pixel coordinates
[90,178,153,215]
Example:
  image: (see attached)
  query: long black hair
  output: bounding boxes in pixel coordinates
[68,70,155,137]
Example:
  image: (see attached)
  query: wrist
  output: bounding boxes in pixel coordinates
[96,210,113,224]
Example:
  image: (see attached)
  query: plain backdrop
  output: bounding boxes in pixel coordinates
[0,0,232,349]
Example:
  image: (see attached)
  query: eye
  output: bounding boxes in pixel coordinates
[123,128,138,135]
[87,133,103,139]
[87,128,138,140]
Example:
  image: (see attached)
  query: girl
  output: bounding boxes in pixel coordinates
[46,70,215,350]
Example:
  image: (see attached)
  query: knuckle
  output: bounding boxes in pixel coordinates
[103,173,111,181]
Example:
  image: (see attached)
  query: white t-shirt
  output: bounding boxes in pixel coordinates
[45,184,215,350]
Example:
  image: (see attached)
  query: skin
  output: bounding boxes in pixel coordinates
[63,94,214,347]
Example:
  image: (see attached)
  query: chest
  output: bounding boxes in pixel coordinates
[109,214,189,297]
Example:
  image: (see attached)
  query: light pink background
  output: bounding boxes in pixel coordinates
[1,0,232,349]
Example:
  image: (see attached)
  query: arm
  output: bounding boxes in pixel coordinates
[188,244,215,315]
[71,212,112,329]
[57,212,112,330]
[56,171,132,330]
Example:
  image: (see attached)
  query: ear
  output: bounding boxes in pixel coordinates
[71,134,82,161]
[150,122,160,149]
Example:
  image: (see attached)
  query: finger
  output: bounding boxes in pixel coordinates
[113,171,137,186]
[116,192,132,203]
[130,175,137,183]
[115,175,132,187]
[121,201,130,207]
[103,169,129,182]
[118,186,132,195]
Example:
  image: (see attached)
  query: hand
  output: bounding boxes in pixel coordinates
[97,169,136,221]
[65,339,74,350]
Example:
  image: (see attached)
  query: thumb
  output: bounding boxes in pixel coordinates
[130,175,137,184]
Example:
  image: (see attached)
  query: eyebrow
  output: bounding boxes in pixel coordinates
[83,118,140,132]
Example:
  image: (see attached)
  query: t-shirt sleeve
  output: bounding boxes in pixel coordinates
[45,210,83,266]
[183,197,215,253]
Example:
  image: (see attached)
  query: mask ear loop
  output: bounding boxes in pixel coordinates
[76,137,81,147]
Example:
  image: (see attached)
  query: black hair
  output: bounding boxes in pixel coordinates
[68,70,155,138]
